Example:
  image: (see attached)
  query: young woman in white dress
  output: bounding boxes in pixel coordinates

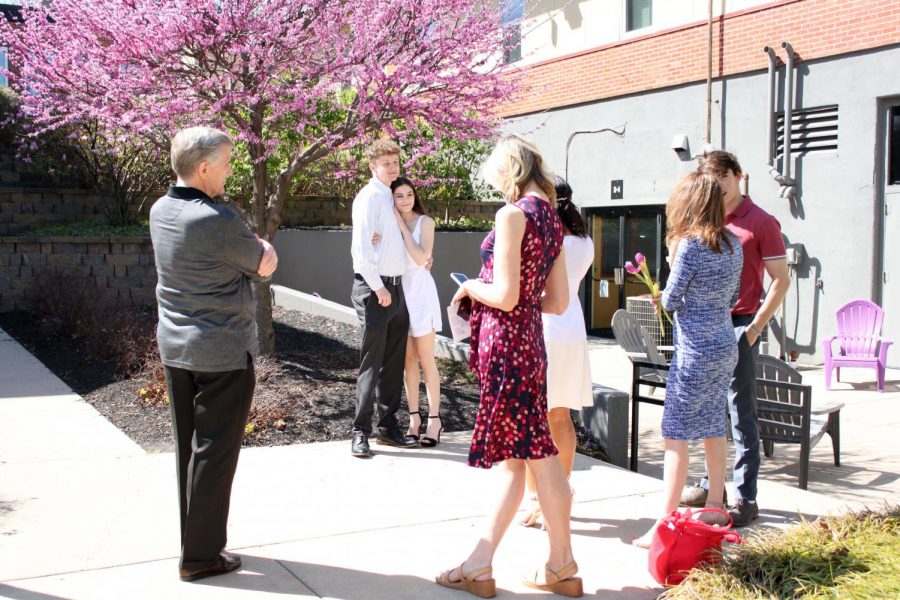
[391,177,444,447]
[520,177,595,527]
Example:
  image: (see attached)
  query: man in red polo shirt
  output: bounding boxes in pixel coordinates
[680,151,790,527]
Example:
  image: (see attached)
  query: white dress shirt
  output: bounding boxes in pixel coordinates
[350,177,407,291]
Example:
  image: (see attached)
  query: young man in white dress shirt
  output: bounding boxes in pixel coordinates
[349,140,419,457]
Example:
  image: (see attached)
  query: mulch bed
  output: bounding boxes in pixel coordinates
[0,307,481,453]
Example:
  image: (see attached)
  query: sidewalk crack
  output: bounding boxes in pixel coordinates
[275,558,321,598]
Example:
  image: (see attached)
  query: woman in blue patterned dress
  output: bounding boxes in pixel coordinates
[437,134,582,597]
[633,171,743,547]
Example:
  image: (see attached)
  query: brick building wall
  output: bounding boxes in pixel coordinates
[500,0,900,117]
[0,236,156,313]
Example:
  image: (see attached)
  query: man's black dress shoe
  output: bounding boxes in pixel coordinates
[376,428,419,448]
[351,432,371,457]
[179,553,242,582]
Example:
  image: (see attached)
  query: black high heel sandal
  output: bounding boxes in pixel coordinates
[421,415,443,448]
[406,409,422,442]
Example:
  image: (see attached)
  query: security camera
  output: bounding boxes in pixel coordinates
[671,134,689,153]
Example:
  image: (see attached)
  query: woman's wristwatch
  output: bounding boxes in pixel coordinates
[749,323,764,336]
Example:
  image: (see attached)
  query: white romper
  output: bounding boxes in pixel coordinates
[401,215,443,337]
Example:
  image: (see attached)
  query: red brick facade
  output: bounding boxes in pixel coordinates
[500,0,900,117]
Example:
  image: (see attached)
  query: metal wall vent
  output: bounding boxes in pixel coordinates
[775,104,838,156]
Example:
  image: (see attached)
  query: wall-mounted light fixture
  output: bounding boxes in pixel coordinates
[670,134,689,153]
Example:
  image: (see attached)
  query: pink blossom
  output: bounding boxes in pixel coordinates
[635,252,646,265]
[624,261,640,275]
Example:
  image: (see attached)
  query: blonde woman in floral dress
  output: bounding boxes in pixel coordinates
[437,134,581,598]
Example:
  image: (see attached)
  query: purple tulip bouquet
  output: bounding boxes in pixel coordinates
[624,253,674,335]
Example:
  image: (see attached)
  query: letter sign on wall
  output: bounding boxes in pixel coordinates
[611,179,623,200]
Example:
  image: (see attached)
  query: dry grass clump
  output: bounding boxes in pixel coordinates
[29,269,159,379]
[245,355,305,435]
[661,505,900,599]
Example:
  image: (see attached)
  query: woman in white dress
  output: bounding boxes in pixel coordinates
[391,177,444,447]
[520,177,595,527]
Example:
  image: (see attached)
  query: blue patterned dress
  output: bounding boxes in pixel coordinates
[661,235,743,440]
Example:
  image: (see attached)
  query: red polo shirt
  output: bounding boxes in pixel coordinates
[725,196,786,315]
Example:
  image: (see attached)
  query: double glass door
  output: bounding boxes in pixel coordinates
[880,101,900,367]
[584,207,668,336]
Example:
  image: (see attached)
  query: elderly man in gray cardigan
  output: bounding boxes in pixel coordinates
[150,126,277,582]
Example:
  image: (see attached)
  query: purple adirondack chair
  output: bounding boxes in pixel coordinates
[822,299,894,392]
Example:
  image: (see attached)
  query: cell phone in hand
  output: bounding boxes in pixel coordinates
[450,272,469,286]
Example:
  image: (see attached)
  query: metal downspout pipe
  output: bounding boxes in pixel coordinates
[764,47,782,179]
[780,42,797,199]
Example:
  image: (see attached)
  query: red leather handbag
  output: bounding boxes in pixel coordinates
[648,508,742,585]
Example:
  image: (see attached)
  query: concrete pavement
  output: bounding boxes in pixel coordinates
[1,325,895,599]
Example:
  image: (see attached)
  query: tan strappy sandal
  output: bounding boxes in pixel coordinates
[518,493,543,528]
[436,563,496,598]
[523,561,583,597]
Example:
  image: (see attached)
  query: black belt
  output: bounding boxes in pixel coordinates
[732,313,754,325]
[381,275,402,286]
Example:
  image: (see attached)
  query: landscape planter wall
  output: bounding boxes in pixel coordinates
[273,229,488,338]
[0,188,113,236]
[238,196,504,228]
[0,235,156,313]
[0,226,499,326]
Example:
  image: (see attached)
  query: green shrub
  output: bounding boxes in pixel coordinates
[0,88,19,148]
[662,505,900,599]
[434,215,494,232]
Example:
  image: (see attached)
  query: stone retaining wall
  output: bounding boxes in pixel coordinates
[0,187,502,232]
[0,236,156,313]
[0,189,112,236]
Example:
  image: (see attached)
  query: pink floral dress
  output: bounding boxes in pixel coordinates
[467,196,564,468]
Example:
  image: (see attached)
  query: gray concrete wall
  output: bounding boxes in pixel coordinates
[505,45,900,362]
[272,229,489,338]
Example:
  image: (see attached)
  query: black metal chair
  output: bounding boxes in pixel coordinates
[628,359,669,472]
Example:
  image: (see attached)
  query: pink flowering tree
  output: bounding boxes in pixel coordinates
[2,0,516,354]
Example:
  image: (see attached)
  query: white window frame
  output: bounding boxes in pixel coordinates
[625,0,653,33]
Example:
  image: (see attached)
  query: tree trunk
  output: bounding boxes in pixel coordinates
[249,120,277,357]
[253,278,275,357]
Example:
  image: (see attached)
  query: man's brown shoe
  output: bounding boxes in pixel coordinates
[179,553,242,582]
[728,499,759,527]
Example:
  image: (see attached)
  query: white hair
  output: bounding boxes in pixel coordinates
[170,127,233,178]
